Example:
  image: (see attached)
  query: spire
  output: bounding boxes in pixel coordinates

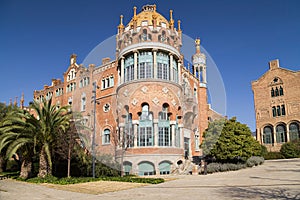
[133,6,137,20]
[195,38,201,54]
[118,15,125,34]
[9,98,12,106]
[178,20,182,33]
[169,10,174,30]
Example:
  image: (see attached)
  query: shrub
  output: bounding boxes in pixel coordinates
[206,162,247,173]
[264,151,285,160]
[246,156,264,167]
[21,176,164,185]
[280,140,300,158]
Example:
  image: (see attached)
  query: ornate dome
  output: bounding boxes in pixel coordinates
[127,5,170,28]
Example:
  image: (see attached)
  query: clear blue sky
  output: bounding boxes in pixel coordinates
[1,0,300,131]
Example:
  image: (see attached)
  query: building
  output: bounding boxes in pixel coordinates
[33,5,216,175]
[252,59,300,151]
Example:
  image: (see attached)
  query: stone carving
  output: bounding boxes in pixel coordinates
[123,89,129,97]
[141,86,148,93]
[162,87,169,94]
[171,99,176,106]
[131,98,138,106]
[152,97,159,105]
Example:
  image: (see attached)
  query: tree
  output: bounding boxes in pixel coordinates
[201,117,262,162]
[53,112,89,177]
[0,108,36,178]
[30,98,71,178]
[280,139,300,158]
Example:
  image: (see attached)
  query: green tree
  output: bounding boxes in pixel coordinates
[30,98,71,178]
[0,108,37,178]
[280,139,300,158]
[201,117,262,162]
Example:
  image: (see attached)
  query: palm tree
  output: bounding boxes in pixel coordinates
[0,108,36,178]
[30,98,70,178]
[0,98,70,178]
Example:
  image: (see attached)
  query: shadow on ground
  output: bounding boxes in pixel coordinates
[220,186,300,200]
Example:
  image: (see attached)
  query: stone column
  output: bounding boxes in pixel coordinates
[119,125,124,148]
[169,54,173,81]
[286,129,290,142]
[171,124,176,147]
[133,123,138,147]
[178,62,181,84]
[154,119,159,147]
[134,51,138,80]
[120,57,125,84]
[203,66,207,84]
[273,126,277,145]
[153,49,157,79]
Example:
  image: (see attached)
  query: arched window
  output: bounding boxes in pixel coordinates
[103,129,110,144]
[277,105,281,116]
[275,87,279,96]
[138,161,155,176]
[271,88,275,97]
[158,104,171,146]
[159,161,171,175]
[276,124,287,143]
[281,105,286,116]
[289,123,300,142]
[279,86,284,96]
[263,126,273,144]
[272,106,276,117]
[124,109,134,147]
[138,104,153,147]
[123,161,132,175]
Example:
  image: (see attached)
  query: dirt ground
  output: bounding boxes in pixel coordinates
[41,181,148,194]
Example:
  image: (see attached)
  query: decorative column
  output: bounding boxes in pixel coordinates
[169,54,173,81]
[134,51,138,80]
[203,66,207,84]
[120,57,125,84]
[286,129,290,142]
[119,125,124,148]
[133,123,138,147]
[273,126,277,145]
[153,49,157,79]
[171,124,176,147]
[177,62,181,84]
[154,119,159,147]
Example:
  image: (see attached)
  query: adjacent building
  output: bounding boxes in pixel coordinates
[33,5,217,175]
[252,59,300,151]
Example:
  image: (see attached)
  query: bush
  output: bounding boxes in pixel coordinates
[280,140,300,158]
[263,151,285,160]
[206,162,246,173]
[21,176,164,185]
[246,156,264,167]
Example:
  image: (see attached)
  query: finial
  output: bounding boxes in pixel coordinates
[170,10,173,20]
[178,20,181,31]
[195,38,201,53]
[9,98,12,106]
[153,4,156,12]
[133,7,137,19]
[120,15,123,25]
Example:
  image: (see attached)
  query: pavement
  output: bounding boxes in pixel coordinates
[1,158,300,200]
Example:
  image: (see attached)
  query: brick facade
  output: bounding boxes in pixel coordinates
[33,5,217,175]
[252,59,300,151]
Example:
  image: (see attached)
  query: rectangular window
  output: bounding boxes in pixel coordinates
[281,105,286,116]
[109,76,114,87]
[272,107,276,117]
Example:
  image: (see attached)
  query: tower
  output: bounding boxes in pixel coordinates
[192,38,207,86]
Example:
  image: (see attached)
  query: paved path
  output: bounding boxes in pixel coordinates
[1,159,300,200]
